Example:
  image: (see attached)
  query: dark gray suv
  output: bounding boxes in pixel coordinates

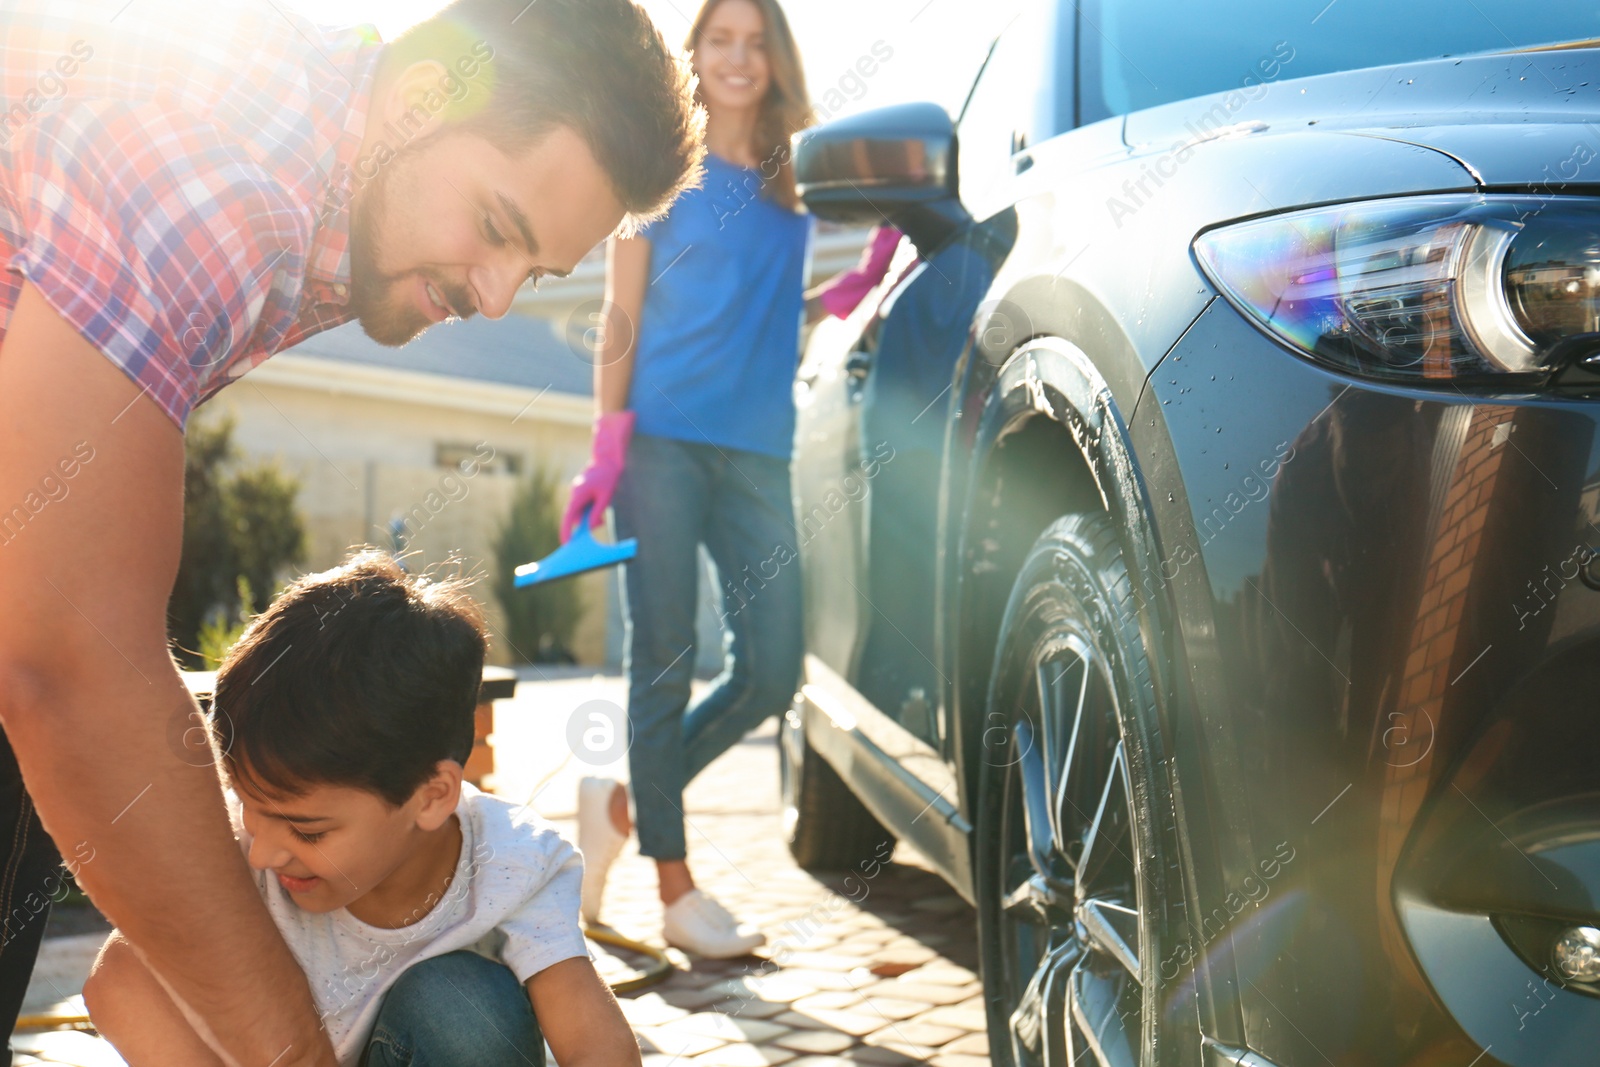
[781,2,1600,1065]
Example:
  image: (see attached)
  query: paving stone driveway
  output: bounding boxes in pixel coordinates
[13,672,991,1067]
[601,830,990,1067]
[510,672,992,1067]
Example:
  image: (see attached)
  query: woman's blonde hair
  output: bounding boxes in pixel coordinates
[684,0,813,211]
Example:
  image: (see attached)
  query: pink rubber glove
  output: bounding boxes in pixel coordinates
[561,410,635,543]
[817,225,903,319]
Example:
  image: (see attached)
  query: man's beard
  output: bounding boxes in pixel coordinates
[345,143,432,347]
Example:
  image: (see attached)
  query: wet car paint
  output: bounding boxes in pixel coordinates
[1131,298,1600,1065]
[792,21,1600,1067]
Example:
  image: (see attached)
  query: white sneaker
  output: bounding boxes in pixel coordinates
[662,888,766,958]
[577,776,628,925]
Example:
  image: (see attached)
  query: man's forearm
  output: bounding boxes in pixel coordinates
[0,278,336,1066]
[85,932,227,1066]
[1,662,337,1067]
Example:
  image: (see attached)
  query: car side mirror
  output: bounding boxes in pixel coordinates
[793,102,972,258]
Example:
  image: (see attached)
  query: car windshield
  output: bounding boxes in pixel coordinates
[1078,0,1598,124]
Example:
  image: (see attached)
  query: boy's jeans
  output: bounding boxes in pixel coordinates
[613,432,804,860]
[360,950,544,1067]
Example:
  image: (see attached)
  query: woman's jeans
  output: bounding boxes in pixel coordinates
[360,950,544,1067]
[613,432,804,861]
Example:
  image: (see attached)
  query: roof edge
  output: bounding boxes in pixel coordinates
[243,352,594,425]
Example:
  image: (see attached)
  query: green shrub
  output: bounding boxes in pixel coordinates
[196,575,256,670]
[169,412,305,669]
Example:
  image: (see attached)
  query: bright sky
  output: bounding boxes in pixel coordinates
[283,0,1023,120]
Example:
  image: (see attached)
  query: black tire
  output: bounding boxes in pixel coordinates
[975,513,1181,1067]
[780,698,895,870]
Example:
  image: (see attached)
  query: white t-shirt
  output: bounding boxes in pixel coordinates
[225,781,589,1065]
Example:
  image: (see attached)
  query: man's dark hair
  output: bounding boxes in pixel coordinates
[212,549,489,807]
[387,0,707,234]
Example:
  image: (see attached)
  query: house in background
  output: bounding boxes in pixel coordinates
[210,228,870,670]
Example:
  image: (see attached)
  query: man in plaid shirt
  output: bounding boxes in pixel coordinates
[0,0,703,1062]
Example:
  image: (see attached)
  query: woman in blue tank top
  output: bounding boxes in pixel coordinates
[558,0,885,958]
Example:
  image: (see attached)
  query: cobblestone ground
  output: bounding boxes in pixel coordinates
[501,672,992,1067]
[11,672,990,1067]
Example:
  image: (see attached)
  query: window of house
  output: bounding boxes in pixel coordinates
[435,442,523,476]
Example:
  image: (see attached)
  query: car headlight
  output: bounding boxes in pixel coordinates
[1193,195,1600,385]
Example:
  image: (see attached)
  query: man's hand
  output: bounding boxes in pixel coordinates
[526,957,641,1067]
[0,280,338,1067]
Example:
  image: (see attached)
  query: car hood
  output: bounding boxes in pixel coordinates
[1123,44,1600,188]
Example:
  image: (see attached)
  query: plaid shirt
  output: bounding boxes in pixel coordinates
[0,0,383,431]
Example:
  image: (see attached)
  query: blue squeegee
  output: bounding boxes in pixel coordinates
[514,504,637,588]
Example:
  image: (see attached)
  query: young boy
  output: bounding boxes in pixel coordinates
[83,550,640,1067]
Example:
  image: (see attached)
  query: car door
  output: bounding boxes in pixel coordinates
[793,1,1067,746]
[851,222,1022,741]
[860,5,1068,733]
[790,226,981,745]
[793,285,878,681]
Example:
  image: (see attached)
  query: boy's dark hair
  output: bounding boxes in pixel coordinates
[213,549,489,807]
[387,0,707,235]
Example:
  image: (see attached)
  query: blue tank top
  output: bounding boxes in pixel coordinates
[628,152,814,459]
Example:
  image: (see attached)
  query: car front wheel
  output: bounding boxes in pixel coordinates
[976,512,1180,1067]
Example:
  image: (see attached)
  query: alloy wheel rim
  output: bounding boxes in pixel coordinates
[996,630,1143,1067]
